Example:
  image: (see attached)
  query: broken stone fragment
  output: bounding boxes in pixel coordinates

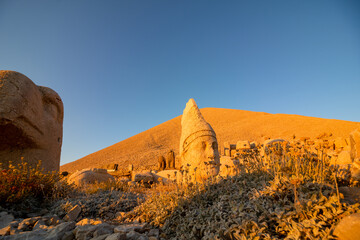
[236,140,251,150]
[114,223,148,234]
[63,205,81,222]
[104,232,127,240]
[45,221,76,240]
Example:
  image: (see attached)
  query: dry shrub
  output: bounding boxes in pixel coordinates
[130,140,360,239]
[0,159,74,211]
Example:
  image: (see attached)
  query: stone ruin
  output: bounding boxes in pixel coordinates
[179,98,220,183]
[157,149,176,171]
[121,98,360,185]
[0,71,64,171]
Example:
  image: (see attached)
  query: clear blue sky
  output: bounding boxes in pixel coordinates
[1,0,359,165]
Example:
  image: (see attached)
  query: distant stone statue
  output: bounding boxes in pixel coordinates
[0,71,64,171]
[166,149,175,169]
[179,99,220,183]
[158,155,166,170]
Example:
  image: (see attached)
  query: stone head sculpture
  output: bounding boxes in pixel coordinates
[0,71,64,171]
[180,99,220,182]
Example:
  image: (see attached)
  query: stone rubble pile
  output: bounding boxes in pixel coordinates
[0,209,163,240]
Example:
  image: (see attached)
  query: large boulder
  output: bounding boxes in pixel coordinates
[68,168,115,186]
[334,213,360,240]
[0,71,63,171]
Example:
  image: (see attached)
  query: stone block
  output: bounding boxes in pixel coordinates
[236,141,250,150]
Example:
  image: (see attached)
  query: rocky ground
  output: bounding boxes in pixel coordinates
[0,189,163,240]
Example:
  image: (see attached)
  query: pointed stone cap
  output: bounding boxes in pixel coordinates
[180,99,216,155]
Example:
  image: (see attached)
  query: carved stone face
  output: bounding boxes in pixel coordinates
[182,135,220,182]
[0,71,63,171]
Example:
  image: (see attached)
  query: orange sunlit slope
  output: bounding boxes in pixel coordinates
[61,108,360,172]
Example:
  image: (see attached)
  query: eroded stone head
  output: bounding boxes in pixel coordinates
[0,70,63,171]
[180,99,220,182]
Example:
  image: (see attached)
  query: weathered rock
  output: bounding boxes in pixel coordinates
[166,150,175,169]
[67,168,115,186]
[0,70,64,171]
[335,137,350,151]
[17,217,39,231]
[48,215,62,226]
[76,218,104,226]
[219,156,240,177]
[0,226,11,236]
[334,213,360,240]
[104,232,126,240]
[63,205,81,222]
[0,212,14,229]
[236,141,250,150]
[179,99,220,183]
[115,212,126,220]
[61,231,75,240]
[93,224,114,238]
[223,142,230,156]
[74,224,98,240]
[32,220,47,230]
[263,139,287,155]
[147,229,159,238]
[153,170,178,183]
[131,171,154,183]
[332,151,353,165]
[45,221,76,240]
[339,187,360,205]
[93,234,111,240]
[3,222,20,236]
[138,235,149,240]
[126,230,143,240]
[114,223,148,234]
[351,160,360,181]
[350,129,360,161]
[157,156,166,170]
[3,229,48,240]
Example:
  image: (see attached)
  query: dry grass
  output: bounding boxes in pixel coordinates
[0,159,75,214]
[126,141,360,239]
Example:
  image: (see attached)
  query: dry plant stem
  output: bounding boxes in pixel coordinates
[333,172,341,206]
[320,149,324,194]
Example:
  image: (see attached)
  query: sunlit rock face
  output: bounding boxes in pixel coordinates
[179,99,220,183]
[68,168,115,186]
[0,71,63,171]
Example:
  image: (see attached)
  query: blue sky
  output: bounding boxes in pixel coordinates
[0,0,359,165]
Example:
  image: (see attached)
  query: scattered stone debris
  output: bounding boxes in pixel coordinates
[0,210,162,240]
